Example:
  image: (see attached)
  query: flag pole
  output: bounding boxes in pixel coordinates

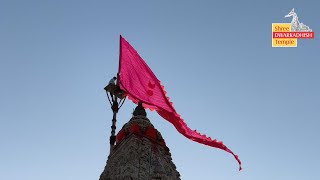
[117,35,122,86]
[105,35,125,155]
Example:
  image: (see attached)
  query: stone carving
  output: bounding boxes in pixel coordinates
[99,116,180,180]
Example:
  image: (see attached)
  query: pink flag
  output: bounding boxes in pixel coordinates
[118,36,242,171]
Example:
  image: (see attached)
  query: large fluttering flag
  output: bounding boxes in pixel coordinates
[118,35,242,170]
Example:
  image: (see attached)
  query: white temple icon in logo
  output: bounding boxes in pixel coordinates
[285,8,312,32]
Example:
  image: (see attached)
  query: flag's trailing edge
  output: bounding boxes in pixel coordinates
[118,35,242,171]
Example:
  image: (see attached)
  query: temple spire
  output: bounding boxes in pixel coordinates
[99,112,181,180]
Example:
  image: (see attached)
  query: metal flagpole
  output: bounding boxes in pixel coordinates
[104,35,126,155]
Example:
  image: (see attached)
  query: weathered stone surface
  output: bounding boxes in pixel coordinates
[99,116,180,180]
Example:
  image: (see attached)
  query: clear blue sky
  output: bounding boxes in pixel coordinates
[1,1,319,180]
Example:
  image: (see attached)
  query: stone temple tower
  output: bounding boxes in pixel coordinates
[99,104,181,180]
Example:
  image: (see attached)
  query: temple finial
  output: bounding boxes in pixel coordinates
[133,101,147,117]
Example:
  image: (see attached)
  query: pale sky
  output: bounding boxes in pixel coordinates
[1,1,319,180]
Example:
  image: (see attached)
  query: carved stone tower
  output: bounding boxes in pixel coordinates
[99,115,181,180]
